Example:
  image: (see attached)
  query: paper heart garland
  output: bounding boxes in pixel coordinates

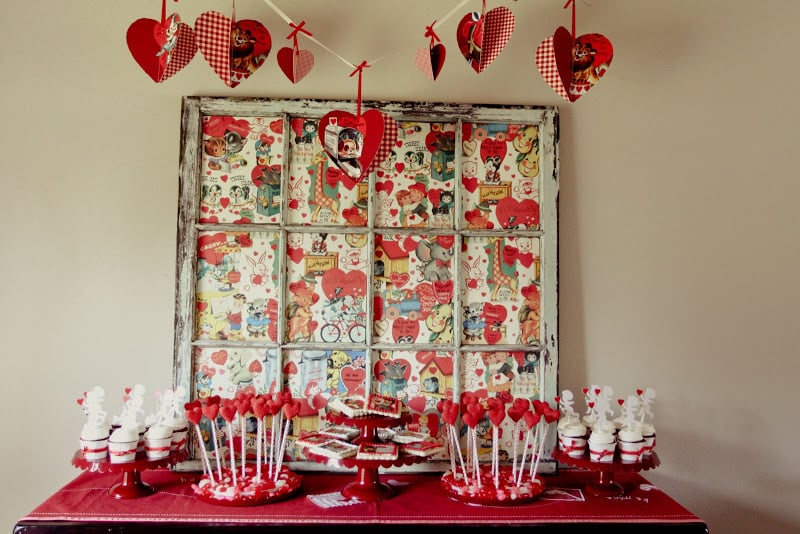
[317,109,384,182]
[127,13,197,83]
[456,7,515,73]
[195,11,272,88]
[414,42,446,81]
[277,47,314,83]
[535,26,614,102]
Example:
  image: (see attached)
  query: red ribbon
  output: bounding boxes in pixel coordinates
[563,0,576,39]
[424,22,441,46]
[349,60,370,116]
[286,20,313,52]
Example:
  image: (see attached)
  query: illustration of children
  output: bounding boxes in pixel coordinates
[483,155,502,183]
[287,281,318,341]
[396,182,429,227]
[481,352,515,402]
[226,293,246,340]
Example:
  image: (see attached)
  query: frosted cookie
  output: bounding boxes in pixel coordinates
[401,440,444,457]
[356,441,399,461]
[366,394,402,418]
[318,425,360,441]
[310,440,358,459]
[391,429,428,444]
[295,432,333,448]
[328,396,367,417]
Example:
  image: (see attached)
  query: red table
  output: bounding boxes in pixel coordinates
[15,468,707,533]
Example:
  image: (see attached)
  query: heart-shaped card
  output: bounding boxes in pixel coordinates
[127,13,197,83]
[317,109,384,181]
[456,7,515,73]
[414,42,446,81]
[276,47,314,84]
[195,11,272,88]
[535,26,613,102]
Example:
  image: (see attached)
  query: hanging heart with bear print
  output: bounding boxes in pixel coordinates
[455,4,515,73]
[317,109,385,182]
[535,26,613,102]
[194,11,272,88]
[127,13,197,83]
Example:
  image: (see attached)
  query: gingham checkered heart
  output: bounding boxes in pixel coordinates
[195,11,272,88]
[276,47,314,83]
[366,113,398,175]
[414,43,446,81]
[479,6,515,72]
[126,14,197,83]
[535,28,571,102]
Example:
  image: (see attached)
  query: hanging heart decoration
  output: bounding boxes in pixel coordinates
[317,109,384,182]
[195,11,272,88]
[535,1,613,102]
[456,3,515,73]
[276,21,315,84]
[127,12,197,83]
[414,22,446,81]
[366,112,398,175]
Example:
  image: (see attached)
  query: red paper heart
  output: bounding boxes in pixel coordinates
[414,43,446,81]
[456,7,515,73]
[201,401,219,421]
[234,396,251,416]
[127,14,197,83]
[367,113,399,175]
[536,26,613,103]
[462,412,479,428]
[185,401,203,425]
[544,406,560,423]
[195,12,272,88]
[340,366,366,395]
[437,399,461,426]
[317,109,384,182]
[219,399,237,422]
[523,410,540,429]
[250,396,268,419]
[282,398,302,419]
[276,47,314,83]
[507,398,530,422]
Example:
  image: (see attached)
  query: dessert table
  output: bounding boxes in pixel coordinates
[14,468,707,533]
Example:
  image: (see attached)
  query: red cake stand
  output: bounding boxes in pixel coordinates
[554,448,660,497]
[307,412,423,502]
[72,450,186,499]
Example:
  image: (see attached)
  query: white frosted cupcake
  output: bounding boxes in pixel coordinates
[588,428,616,463]
[617,427,645,463]
[558,421,589,458]
[144,424,173,460]
[167,416,189,452]
[109,427,139,463]
[80,423,110,461]
[638,422,656,456]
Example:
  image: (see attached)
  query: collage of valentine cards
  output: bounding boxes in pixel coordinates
[177,98,559,470]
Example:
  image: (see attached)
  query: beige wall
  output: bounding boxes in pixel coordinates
[2,1,798,532]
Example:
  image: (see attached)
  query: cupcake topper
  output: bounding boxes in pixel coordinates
[637,387,656,423]
[621,394,640,429]
[78,386,107,427]
[557,389,577,420]
[594,385,614,427]
[118,384,146,428]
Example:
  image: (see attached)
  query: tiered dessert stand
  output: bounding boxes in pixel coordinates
[554,447,660,497]
[305,411,424,502]
[72,449,186,499]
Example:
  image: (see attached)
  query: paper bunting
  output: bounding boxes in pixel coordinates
[536,1,613,102]
[415,23,446,81]
[317,109,385,182]
[277,21,314,84]
[456,4,515,73]
[195,11,272,88]
[127,13,197,83]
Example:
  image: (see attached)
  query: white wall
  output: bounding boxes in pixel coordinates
[2,1,798,532]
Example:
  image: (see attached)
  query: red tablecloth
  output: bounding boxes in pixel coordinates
[19,468,704,527]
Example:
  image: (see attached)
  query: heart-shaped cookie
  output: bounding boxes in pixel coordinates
[195,11,272,88]
[318,109,384,181]
[536,26,613,102]
[276,47,314,83]
[456,7,515,73]
[127,14,197,83]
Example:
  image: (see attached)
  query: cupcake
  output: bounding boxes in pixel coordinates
[617,426,645,463]
[558,421,589,458]
[109,426,140,463]
[80,422,110,461]
[144,424,174,460]
[588,428,616,463]
[638,422,656,456]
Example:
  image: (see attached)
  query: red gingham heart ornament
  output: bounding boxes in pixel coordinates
[277,47,314,83]
[366,113,398,175]
[535,26,613,102]
[195,11,272,88]
[127,13,197,83]
[456,6,515,73]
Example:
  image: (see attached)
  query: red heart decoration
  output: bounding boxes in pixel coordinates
[456,7,515,73]
[127,14,197,83]
[276,46,314,83]
[248,360,263,374]
[234,396,251,416]
[582,388,589,395]
[251,396,269,419]
[483,303,508,323]
[211,350,228,365]
[553,396,561,404]
[390,272,410,288]
[76,398,84,406]
[437,399,461,425]
[507,398,530,422]
[496,197,540,229]
[462,176,479,193]
[341,366,366,396]
[536,26,614,103]
[467,402,486,421]
[407,396,428,413]
[287,247,304,264]
[219,399,237,422]
[480,138,507,165]
[321,268,367,300]
[433,279,454,304]
[282,398,302,419]
[594,388,601,395]
[543,406,560,423]
[392,317,420,344]
[637,388,644,396]
[587,401,595,409]
[523,410,540,429]
[124,387,132,395]
[367,113,399,175]
[317,109,384,182]
[414,43,446,81]
[617,398,625,406]
[195,12,272,88]
[201,401,219,421]
[184,401,203,425]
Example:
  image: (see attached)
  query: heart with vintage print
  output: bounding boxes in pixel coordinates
[535,26,614,102]
[276,46,314,84]
[456,6,515,73]
[195,11,272,88]
[414,42,446,80]
[127,13,197,83]
[317,109,384,182]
